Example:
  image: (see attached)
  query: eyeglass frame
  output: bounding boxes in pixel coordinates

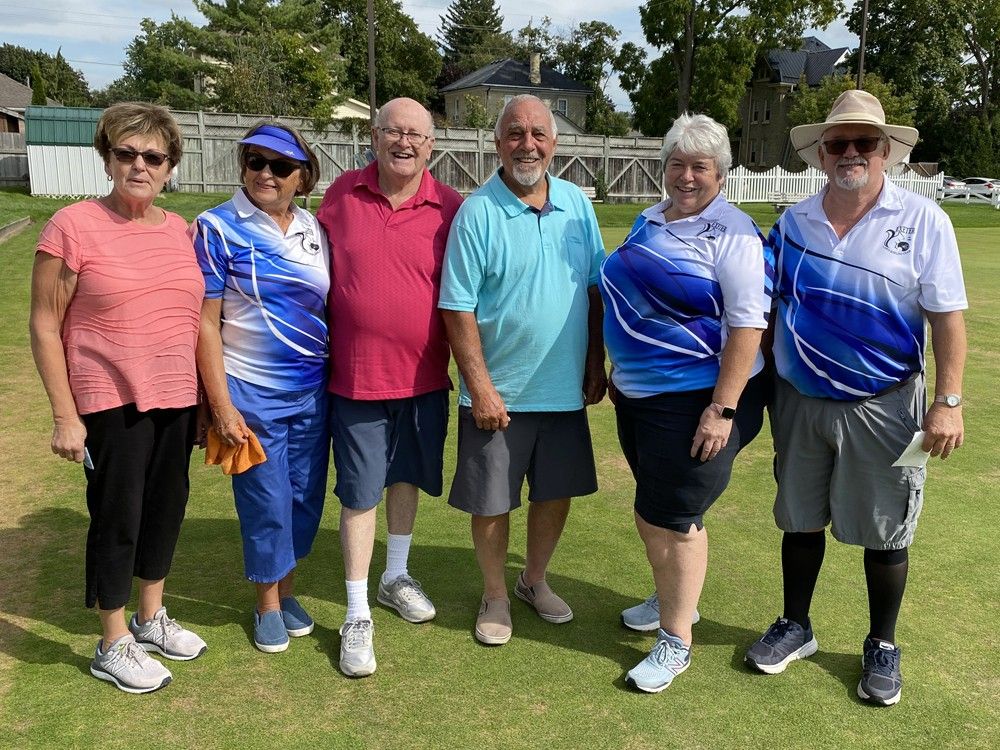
[820,136,886,156]
[109,146,171,168]
[242,151,303,179]
[374,127,432,146]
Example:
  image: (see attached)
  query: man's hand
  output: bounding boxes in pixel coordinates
[921,403,963,459]
[471,385,511,432]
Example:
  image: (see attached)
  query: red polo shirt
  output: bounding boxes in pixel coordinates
[317,162,462,399]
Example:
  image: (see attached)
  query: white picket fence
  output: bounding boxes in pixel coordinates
[723,165,943,205]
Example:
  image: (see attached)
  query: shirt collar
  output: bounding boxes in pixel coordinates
[232,188,310,232]
[352,161,443,208]
[486,168,565,218]
[641,191,729,225]
[798,175,903,224]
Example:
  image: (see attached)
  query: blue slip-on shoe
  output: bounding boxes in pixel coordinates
[280,596,315,637]
[253,609,289,653]
[857,637,902,706]
[744,616,818,674]
[625,629,691,693]
[621,592,701,632]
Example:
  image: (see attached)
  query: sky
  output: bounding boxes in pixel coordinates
[0,0,859,112]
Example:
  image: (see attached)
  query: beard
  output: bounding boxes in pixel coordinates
[509,155,545,187]
[834,157,870,191]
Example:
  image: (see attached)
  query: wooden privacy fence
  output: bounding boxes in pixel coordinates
[169,109,666,202]
[0,132,29,187]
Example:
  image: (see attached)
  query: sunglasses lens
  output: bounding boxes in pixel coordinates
[141,151,166,167]
[824,137,881,155]
[112,148,167,167]
[856,137,880,153]
[245,154,299,178]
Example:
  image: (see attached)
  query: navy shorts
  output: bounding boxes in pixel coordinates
[330,389,449,510]
[615,373,768,532]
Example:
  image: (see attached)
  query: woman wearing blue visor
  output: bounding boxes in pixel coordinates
[193,121,330,653]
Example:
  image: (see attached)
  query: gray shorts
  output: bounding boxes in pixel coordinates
[771,375,927,549]
[448,408,598,516]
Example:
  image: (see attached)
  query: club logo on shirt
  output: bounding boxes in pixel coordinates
[697,220,727,240]
[883,225,915,254]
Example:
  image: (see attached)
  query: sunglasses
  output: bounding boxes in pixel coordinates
[110,147,170,168]
[821,137,884,156]
[243,153,302,178]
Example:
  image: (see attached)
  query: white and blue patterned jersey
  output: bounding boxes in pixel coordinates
[600,193,773,397]
[771,178,967,400]
[194,190,330,391]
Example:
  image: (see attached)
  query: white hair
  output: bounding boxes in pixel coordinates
[494,95,558,140]
[660,113,732,178]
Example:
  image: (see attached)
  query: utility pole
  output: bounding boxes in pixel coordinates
[856,0,869,89]
[367,0,377,129]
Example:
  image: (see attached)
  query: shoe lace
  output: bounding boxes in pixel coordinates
[152,612,182,640]
[106,639,146,673]
[649,638,688,670]
[866,644,900,676]
[643,594,660,613]
[392,576,426,604]
[761,618,795,646]
[344,620,372,649]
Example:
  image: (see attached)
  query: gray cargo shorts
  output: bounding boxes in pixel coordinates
[771,374,927,549]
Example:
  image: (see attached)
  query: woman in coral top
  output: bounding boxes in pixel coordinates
[29,103,206,694]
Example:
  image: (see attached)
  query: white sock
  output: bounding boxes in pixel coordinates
[345,579,370,622]
[383,533,412,584]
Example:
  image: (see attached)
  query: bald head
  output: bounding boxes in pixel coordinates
[375,98,434,134]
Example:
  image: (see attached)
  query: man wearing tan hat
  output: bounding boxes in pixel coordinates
[743,90,967,706]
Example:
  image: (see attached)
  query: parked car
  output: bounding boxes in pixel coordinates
[963,177,997,189]
[942,175,966,188]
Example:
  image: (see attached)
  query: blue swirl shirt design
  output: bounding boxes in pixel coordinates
[194,190,330,391]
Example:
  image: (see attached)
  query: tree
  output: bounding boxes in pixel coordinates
[30,63,49,105]
[0,44,90,105]
[462,94,490,128]
[439,0,511,82]
[554,21,632,136]
[787,74,915,131]
[621,0,842,135]
[322,0,441,107]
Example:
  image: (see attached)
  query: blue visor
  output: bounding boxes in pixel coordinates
[239,125,308,161]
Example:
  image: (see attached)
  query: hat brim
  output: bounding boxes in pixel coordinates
[238,133,308,162]
[790,121,918,169]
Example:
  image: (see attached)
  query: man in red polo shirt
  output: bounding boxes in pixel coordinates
[317,97,462,678]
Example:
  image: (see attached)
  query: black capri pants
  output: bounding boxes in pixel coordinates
[615,373,768,532]
[81,403,196,609]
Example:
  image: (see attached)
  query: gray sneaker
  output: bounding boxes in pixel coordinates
[621,593,701,632]
[129,607,207,661]
[339,618,376,677]
[377,574,436,623]
[745,617,819,674]
[90,634,172,694]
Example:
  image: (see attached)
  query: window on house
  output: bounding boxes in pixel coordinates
[763,99,772,123]
[453,97,459,122]
[751,101,759,124]
[760,140,767,164]
[749,140,758,165]
[556,98,568,115]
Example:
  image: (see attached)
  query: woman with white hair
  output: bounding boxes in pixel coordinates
[599,113,773,692]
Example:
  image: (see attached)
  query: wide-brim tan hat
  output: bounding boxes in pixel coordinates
[790,89,918,169]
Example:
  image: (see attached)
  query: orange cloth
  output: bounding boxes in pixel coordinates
[205,428,267,475]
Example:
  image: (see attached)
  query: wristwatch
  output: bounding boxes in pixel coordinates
[934,394,962,407]
[712,402,736,420]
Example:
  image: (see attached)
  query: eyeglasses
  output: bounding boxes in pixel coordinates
[243,153,302,178]
[821,137,884,156]
[110,147,170,168]
[376,127,431,146]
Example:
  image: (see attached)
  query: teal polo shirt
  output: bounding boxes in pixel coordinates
[439,169,605,411]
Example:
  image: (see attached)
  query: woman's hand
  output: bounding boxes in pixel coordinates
[691,406,734,462]
[51,415,87,463]
[211,403,251,446]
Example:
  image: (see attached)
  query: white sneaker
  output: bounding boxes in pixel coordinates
[339,619,376,677]
[621,592,700,632]
[90,634,172,694]
[129,607,207,661]
[377,574,436,623]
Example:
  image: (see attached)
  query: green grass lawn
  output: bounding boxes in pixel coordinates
[1,192,998,748]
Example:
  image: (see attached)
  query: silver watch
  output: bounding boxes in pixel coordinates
[934,394,962,407]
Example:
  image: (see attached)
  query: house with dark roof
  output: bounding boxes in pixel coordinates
[440,54,591,132]
[0,72,61,132]
[738,37,848,170]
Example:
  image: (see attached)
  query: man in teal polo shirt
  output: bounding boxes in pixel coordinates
[439,94,607,646]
